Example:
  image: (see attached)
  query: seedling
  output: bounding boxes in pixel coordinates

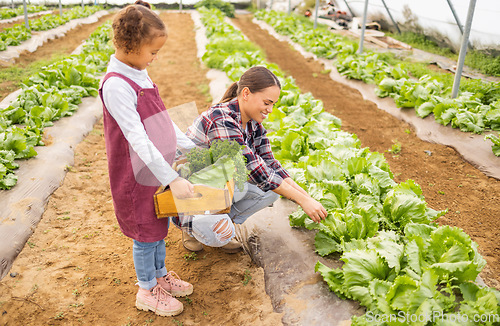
[54,312,65,320]
[183,252,198,261]
[388,140,402,154]
[173,319,184,326]
[242,269,252,286]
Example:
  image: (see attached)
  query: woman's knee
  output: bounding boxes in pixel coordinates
[192,215,235,247]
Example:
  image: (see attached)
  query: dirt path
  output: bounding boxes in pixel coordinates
[232,14,500,289]
[0,12,282,325]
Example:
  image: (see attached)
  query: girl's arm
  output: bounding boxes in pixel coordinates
[102,77,180,187]
[173,122,196,154]
[272,180,327,223]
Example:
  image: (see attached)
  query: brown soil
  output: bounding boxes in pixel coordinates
[232,14,500,289]
[0,12,281,326]
[0,12,114,99]
[0,9,499,326]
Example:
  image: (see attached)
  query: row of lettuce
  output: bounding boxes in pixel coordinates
[198,7,499,325]
[0,5,102,51]
[0,5,47,20]
[0,21,113,189]
[254,10,500,157]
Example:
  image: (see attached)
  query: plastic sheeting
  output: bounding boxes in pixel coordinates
[0,10,109,63]
[253,17,500,181]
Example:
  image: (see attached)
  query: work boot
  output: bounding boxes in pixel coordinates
[135,284,183,317]
[220,237,242,254]
[182,231,203,252]
[157,271,193,297]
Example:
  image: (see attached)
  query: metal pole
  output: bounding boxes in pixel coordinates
[179,0,183,11]
[446,0,464,35]
[59,0,62,16]
[451,0,476,98]
[380,0,400,34]
[23,0,29,30]
[357,0,369,54]
[313,0,319,28]
[82,0,84,9]
[288,0,291,15]
[11,0,14,10]
[342,0,354,17]
[446,0,471,49]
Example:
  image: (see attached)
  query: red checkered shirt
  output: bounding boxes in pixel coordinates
[186,98,290,192]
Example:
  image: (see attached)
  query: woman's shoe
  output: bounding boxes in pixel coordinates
[182,231,203,252]
[220,238,242,254]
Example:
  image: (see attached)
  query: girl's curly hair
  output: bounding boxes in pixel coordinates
[112,1,166,54]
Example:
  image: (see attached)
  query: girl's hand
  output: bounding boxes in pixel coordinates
[169,177,195,199]
[299,197,327,223]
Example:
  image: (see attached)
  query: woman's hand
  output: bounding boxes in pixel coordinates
[169,177,195,199]
[273,179,327,223]
[298,197,327,223]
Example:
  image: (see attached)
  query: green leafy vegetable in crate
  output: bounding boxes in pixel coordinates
[179,140,249,190]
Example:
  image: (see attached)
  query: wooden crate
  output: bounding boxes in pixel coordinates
[154,179,235,218]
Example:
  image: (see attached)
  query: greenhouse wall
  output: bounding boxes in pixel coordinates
[335,0,500,52]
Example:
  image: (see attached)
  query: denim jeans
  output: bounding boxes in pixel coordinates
[189,182,279,247]
[133,239,168,290]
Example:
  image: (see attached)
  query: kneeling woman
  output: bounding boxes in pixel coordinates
[173,66,327,253]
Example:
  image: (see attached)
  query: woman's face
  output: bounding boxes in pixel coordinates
[240,85,281,125]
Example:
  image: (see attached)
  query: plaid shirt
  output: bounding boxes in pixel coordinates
[171,99,290,235]
[186,98,290,192]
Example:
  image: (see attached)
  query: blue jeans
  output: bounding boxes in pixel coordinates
[189,182,279,247]
[133,239,168,290]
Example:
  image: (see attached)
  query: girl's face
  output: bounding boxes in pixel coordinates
[240,85,280,125]
[121,34,167,70]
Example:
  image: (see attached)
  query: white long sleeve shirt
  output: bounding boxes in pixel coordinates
[102,55,195,186]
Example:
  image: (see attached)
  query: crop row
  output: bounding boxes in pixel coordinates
[254,10,500,157]
[0,5,47,20]
[199,7,499,325]
[0,20,113,189]
[0,5,102,51]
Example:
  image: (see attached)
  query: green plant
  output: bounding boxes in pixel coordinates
[195,0,235,17]
[183,252,198,261]
[242,269,252,285]
[388,140,402,154]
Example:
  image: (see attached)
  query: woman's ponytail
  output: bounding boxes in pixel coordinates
[218,66,280,104]
[220,82,239,103]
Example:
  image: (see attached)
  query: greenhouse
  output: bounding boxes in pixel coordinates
[0,0,498,324]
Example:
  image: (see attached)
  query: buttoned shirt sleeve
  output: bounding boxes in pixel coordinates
[102,77,178,186]
[252,126,290,180]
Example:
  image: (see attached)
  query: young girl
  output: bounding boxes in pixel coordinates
[99,1,195,317]
[174,66,327,252]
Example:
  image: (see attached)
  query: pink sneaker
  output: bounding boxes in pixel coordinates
[157,271,193,297]
[135,284,183,317]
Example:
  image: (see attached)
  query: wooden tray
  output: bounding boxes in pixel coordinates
[154,179,235,218]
